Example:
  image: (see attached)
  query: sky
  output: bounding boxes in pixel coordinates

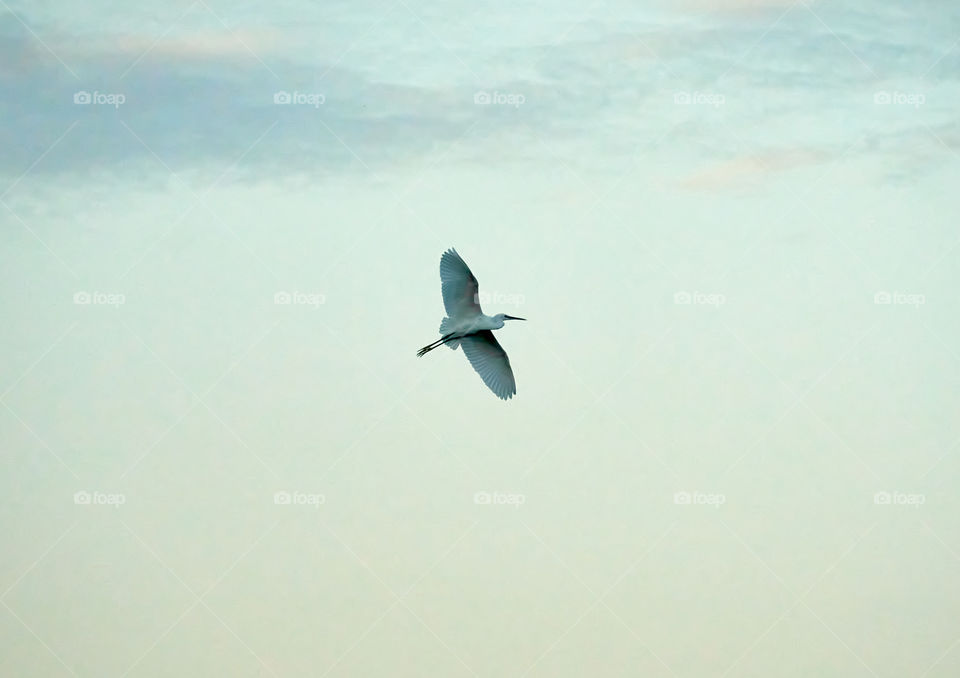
[1,0,959,676]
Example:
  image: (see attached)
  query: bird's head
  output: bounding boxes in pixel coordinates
[493,313,526,328]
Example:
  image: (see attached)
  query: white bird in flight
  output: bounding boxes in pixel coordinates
[417,248,525,400]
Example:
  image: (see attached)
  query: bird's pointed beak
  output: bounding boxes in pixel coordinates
[503,315,526,321]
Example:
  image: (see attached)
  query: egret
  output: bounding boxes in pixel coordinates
[417,248,526,400]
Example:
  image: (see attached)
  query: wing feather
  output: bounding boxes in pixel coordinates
[440,249,482,318]
[460,330,517,400]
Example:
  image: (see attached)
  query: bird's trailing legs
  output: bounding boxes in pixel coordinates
[417,333,458,357]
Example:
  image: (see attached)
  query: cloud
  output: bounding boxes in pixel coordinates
[680,148,827,189]
[105,29,282,60]
[668,0,801,12]
[2,3,958,192]
[0,13,490,186]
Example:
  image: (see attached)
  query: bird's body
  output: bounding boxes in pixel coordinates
[443,312,509,334]
[417,248,525,400]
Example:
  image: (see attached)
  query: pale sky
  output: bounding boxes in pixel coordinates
[2,1,959,676]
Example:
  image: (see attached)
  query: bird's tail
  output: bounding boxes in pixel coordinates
[438,317,460,350]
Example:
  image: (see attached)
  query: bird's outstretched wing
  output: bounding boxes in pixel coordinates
[440,248,482,318]
[460,330,517,400]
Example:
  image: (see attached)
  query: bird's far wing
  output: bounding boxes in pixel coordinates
[460,330,517,400]
[440,248,482,318]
